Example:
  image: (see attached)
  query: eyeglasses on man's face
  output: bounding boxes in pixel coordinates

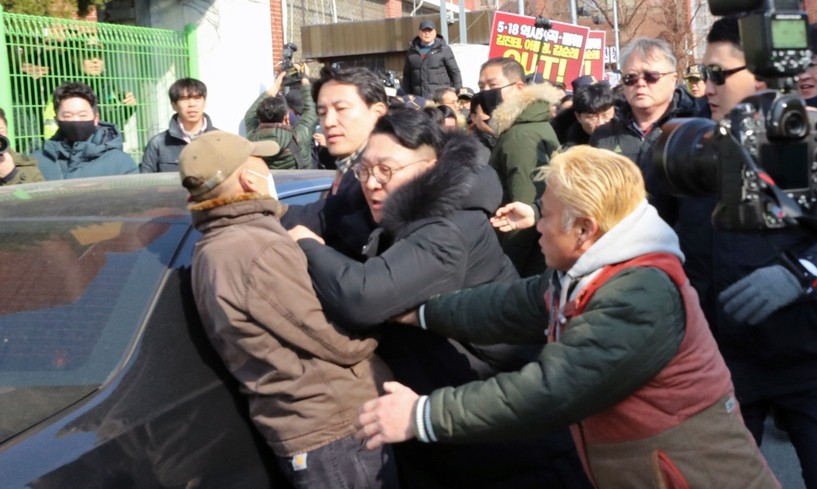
[621,71,676,86]
[703,65,747,86]
[353,158,429,185]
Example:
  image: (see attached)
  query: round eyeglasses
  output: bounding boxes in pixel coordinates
[352,158,429,185]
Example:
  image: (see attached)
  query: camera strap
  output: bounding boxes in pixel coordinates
[780,251,817,296]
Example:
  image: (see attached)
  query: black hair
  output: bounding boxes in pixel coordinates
[53,82,99,113]
[169,78,207,103]
[312,65,387,107]
[256,95,289,123]
[572,84,615,114]
[423,106,445,126]
[707,15,741,48]
[371,109,444,154]
[480,57,525,83]
[0,107,6,126]
[560,94,573,104]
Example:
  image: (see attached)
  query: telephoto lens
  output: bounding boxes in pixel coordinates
[0,135,9,155]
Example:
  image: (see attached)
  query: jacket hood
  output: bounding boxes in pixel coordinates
[558,200,684,301]
[379,132,501,236]
[490,82,561,136]
[43,121,125,162]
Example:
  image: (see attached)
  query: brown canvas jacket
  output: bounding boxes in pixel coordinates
[190,194,391,456]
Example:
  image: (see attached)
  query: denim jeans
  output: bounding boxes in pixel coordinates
[275,433,399,489]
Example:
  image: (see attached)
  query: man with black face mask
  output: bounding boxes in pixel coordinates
[32,82,137,180]
[479,57,560,278]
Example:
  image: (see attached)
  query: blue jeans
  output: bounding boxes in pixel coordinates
[275,433,399,489]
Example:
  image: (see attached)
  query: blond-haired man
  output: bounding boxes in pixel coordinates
[357,146,779,488]
[182,131,397,488]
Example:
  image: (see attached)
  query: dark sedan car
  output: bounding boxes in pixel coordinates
[0,171,333,488]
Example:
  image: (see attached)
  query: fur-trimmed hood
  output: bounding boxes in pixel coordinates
[379,132,501,237]
[490,83,561,136]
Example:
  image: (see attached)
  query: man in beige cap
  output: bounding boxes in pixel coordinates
[182,130,397,489]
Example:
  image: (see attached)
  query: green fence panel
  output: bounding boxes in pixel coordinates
[0,8,195,162]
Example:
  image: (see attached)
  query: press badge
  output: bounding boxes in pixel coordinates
[292,452,308,471]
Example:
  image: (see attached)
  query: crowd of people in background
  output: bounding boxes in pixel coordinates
[2,13,817,489]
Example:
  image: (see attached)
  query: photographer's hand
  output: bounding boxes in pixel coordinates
[266,71,287,97]
[719,265,802,325]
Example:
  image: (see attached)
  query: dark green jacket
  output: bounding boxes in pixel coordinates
[422,267,684,442]
[488,82,561,276]
[488,82,561,206]
[244,83,318,170]
[1,149,45,185]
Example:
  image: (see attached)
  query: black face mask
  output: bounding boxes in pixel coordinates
[57,120,96,142]
[479,86,504,117]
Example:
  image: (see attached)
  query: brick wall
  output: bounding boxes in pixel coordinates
[270,0,285,67]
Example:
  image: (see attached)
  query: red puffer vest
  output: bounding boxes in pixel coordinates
[551,253,779,489]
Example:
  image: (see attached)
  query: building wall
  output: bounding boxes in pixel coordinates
[131,0,274,135]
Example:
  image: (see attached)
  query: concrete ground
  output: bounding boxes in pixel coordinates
[761,417,806,489]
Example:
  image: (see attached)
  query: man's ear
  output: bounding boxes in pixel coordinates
[238,169,260,194]
[576,217,600,249]
[371,101,388,118]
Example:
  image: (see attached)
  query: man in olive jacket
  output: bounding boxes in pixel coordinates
[184,131,397,488]
[402,20,462,98]
[244,70,319,169]
[357,146,779,489]
[481,57,561,276]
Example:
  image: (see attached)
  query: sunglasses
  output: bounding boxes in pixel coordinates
[703,65,746,85]
[621,71,675,86]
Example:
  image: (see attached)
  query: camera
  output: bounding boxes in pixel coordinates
[0,135,9,155]
[534,16,552,30]
[654,0,817,232]
[281,42,302,87]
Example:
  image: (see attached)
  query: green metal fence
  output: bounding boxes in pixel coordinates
[0,6,196,160]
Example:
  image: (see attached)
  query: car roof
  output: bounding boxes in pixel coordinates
[0,170,334,220]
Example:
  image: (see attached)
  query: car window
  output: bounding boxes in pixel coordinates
[0,175,329,442]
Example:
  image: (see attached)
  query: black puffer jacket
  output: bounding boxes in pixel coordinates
[402,35,462,97]
[298,132,515,330]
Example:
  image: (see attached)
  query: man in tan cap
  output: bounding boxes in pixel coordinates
[182,130,397,489]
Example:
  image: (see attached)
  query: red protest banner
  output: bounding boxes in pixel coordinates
[488,11,590,86]
[583,31,606,81]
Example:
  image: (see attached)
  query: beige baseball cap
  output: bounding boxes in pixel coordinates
[179,131,280,198]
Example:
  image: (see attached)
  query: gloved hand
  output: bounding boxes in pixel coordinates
[719,265,803,325]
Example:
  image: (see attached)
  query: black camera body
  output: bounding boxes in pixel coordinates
[281,42,302,87]
[655,0,817,232]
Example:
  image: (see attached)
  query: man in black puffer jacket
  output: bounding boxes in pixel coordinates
[402,20,462,98]
[289,110,590,489]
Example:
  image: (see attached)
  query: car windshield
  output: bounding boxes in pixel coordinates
[0,172,331,442]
